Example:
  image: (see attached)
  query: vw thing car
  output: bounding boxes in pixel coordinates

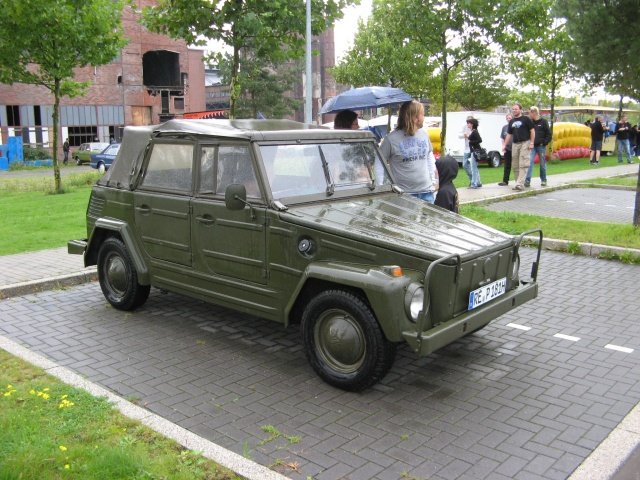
[69,119,541,391]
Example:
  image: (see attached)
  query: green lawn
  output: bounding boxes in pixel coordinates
[0,350,241,480]
[0,188,91,255]
[454,154,635,188]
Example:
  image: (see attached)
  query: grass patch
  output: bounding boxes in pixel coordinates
[454,155,635,188]
[0,171,101,193]
[0,173,102,255]
[0,188,92,255]
[582,175,638,187]
[460,204,640,253]
[0,350,241,479]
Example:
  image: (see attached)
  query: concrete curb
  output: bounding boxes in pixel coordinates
[0,269,98,300]
[569,401,640,480]
[526,236,640,260]
[0,334,291,480]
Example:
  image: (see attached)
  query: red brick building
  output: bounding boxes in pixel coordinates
[0,0,205,150]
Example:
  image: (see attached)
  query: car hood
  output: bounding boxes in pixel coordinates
[280,194,513,260]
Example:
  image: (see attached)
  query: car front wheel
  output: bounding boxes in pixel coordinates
[301,289,396,391]
[97,237,150,311]
[75,156,82,165]
[98,162,106,174]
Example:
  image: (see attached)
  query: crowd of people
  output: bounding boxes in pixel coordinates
[586,115,636,165]
[333,101,637,214]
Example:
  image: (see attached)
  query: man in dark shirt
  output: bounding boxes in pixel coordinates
[590,116,608,165]
[498,113,512,186]
[615,115,633,164]
[525,106,552,187]
[503,103,535,191]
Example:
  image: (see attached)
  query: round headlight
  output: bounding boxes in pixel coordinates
[511,253,520,282]
[404,284,424,323]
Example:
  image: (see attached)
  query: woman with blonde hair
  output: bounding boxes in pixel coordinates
[380,100,438,203]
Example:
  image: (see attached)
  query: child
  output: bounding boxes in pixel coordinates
[434,155,459,213]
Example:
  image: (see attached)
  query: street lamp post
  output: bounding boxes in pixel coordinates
[304,0,312,124]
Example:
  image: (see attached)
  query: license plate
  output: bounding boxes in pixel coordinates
[468,277,507,310]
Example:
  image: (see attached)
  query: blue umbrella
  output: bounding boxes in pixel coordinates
[319,86,412,114]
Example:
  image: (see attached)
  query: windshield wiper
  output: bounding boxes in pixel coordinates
[317,146,335,196]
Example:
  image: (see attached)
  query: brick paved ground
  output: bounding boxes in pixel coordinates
[1,249,639,480]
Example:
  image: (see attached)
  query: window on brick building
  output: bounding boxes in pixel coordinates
[6,106,20,126]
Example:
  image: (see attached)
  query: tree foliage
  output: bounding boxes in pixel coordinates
[364,0,534,147]
[556,0,640,227]
[449,57,510,111]
[144,0,350,118]
[557,0,640,102]
[504,0,572,150]
[0,0,127,193]
[219,53,303,119]
[331,14,432,96]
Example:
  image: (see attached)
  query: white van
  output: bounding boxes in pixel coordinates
[444,111,507,168]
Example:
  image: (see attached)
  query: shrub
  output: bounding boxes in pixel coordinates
[23,145,51,160]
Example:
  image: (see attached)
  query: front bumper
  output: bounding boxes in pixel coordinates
[403,228,542,356]
[402,279,538,356]
[68,239,87,255]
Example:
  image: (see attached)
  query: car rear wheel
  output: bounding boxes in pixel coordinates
[301,289,396,391]
[97,237,150,311]
[489,151,501,168]
[98,162,106,174]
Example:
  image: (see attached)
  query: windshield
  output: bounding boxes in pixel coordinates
[259,142,392,199]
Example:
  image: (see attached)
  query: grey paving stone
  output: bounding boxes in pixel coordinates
[1,249,640,479]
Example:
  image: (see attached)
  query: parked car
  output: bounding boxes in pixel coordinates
[68,119,542,391]
[73,142,110,165]
[90,143,120,173]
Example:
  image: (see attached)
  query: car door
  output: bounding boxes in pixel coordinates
[133,140,194,267]
[191,143,269,287]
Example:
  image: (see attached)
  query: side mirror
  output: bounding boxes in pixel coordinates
[225,183,247,211]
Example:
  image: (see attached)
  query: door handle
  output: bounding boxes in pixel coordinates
[135,205,151,214]
[196,215,215,225]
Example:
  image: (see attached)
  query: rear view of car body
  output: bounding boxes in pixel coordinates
[90,143,121,173]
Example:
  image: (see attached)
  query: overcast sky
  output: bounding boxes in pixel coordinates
[333,0,371,62]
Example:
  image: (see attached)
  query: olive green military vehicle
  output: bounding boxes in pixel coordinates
[69,119,542,391]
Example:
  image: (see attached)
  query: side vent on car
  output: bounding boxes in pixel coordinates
[88,195,106,218]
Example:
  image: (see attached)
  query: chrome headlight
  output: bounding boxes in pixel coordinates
[511,253,520,282]
[404,283,424,323]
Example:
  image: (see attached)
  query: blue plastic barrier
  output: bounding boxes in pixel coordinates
[7,137,23,164]
[0,156,8,171]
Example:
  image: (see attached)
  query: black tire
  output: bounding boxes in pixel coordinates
[97,237,150,311]
[489,151,501,168]
[301,290,396,391]
[98,162,106,174]
[75,156,82,165]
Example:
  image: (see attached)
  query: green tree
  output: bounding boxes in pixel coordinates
[331,14,432,97]
[0,0,127,194]
[449,57,510,111]
[557,0,640,226]
[558,0,640,102]
[219,52,303,119]
[557,0,640,227]
[506,1,572,151]
[144,0,349,119]
[382,0,527,147]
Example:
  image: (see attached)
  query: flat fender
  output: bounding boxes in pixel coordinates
[285,262,414,341]
[88,218,150,284]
